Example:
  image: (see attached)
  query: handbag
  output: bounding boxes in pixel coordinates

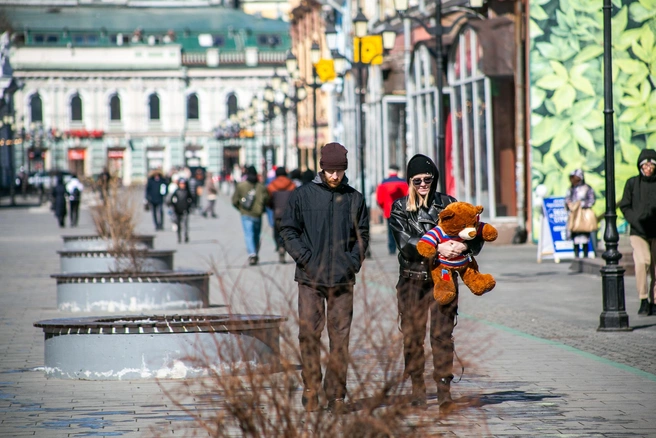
[567,201,598,233]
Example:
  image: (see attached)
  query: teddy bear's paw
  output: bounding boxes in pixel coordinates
[481,223,499,242]
[434,290,457,305]
[417,240,437,258]
[468,275,496,295]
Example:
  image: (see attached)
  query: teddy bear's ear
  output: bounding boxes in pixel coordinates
[475,205,484,214]
[440,209,455,220]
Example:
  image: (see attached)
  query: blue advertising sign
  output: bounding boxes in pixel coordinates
[543,197,572,254]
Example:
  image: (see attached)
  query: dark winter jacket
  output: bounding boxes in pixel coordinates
[145,175,168,205]
[389,155,483,278]
[170,188,193,215]
[619,149,656,239]
[52,183,67,218]
[267,175,296,219]
[280,173,369,288]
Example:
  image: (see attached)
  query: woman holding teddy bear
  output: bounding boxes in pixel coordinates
[389,154,484,410]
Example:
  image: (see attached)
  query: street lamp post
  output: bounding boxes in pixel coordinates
[325,10,396,199]
[598,0,630,332]
[285,50,318,171]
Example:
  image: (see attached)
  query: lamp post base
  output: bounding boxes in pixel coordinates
[597,264,632,331]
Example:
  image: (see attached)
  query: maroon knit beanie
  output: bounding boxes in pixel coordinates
[320,142,348,171]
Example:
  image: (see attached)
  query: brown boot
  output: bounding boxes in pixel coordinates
[437,377,454,412]
[302,389,319,412]
[410,378,427,407]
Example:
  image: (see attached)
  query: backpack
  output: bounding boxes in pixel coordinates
[71,187,81,201]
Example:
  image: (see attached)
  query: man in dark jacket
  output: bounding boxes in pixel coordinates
[280,142,369,414]
[619,149,656,315]
[145,170,168,231]
[267,167,296,263]
[170,178,193,243]
[376,165,409,254]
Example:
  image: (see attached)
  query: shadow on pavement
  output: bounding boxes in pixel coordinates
[458,390,560,407]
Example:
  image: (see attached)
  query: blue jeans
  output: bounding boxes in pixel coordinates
[387,219,396,254]
[241,215,262,256]
[151,202,164,230]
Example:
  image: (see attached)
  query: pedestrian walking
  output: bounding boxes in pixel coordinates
[66,174,84,227]
[565,169,597,258]
[145,170,168,231]
[289,168,303,187]
[389,154,483,410]
[97,167,111,204]
[231,166,269,265]
[267,167,296,263]
[376,165,408,255]
[619,149,656,316]
[169,178,193,244]
[280,142,369,414]
[201,173,218,218]
[51,175,68,228]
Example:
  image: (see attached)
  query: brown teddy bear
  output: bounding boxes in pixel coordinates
[416,202,498,305]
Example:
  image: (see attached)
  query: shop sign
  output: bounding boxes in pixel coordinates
[68,149,85,160]
[107,149,124,159]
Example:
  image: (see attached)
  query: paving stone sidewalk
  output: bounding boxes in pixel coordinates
[0,192,655,437]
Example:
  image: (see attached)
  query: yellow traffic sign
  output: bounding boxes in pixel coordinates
[353,35,384,65]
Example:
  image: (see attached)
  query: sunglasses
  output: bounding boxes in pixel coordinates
[411,176,433,186]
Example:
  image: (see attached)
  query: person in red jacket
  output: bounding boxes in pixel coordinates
[267,167,297,263]
[376,165,409,254]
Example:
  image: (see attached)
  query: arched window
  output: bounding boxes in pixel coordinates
[109,94,121,121]
[30,93,43,123]
[71,93,83,121]
[227,93,238,117]
[148,93,160,120]
[187,93,199,120]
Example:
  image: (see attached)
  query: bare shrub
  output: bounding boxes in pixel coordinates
[90,178,143,273]
[154,242,493,437]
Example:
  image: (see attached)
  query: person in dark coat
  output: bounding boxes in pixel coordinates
[169,178,193,243]
[267,167,296,263]
[51,175,68,228]
[389,154,483,410]
[376,165,409,254]
[280,142,369,414]
[145,170,168,231]
[619,148,656,315]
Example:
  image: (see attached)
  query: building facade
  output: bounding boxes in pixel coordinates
[2,3,291,184]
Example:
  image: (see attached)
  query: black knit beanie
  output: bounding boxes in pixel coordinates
[320,142,348,171]
[406,155,437,181]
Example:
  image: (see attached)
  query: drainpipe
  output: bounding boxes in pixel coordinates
[513,0,528,243]
[403,17,413,159]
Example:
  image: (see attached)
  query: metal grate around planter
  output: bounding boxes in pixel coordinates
[58,249,174,273]
[62,235,155,251]
[34,314,287,380]
[51,270,211,312]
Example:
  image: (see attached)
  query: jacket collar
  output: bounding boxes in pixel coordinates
[312,172,350,190]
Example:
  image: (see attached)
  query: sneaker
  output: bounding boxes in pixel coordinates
[301,389,319,412]
[248,255,258,266]
[638,299,650,315]
[326,398,348,415]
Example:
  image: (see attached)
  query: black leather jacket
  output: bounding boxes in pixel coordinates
[389,192,483,277]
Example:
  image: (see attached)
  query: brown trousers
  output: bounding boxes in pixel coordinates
[396,276,457,382]
[297,283,354,401]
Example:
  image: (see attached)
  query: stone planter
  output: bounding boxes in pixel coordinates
[62,234,155,251]
[34,314,287,380]
[58,249,174,274]
[51,270,211,312]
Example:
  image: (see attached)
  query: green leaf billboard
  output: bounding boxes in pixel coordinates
[529,0,656,240]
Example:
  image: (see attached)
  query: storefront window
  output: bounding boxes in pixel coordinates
[448,27,497,218]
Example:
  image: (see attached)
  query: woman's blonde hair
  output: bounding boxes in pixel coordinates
[406,183,430,212]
